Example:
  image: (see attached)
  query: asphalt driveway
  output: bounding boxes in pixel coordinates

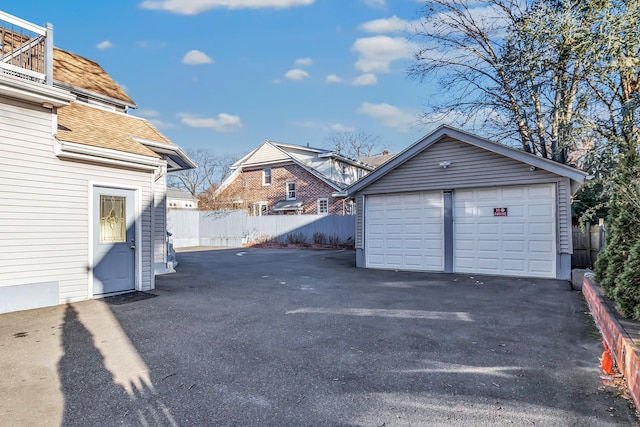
[1,248,638,426]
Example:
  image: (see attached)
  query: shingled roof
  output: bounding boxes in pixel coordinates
[53,47,135,107]
[56,102,170,158]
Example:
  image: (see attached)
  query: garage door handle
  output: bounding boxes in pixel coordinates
[131,245,136,250]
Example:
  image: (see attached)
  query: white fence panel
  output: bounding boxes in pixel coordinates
[168,209,355,248]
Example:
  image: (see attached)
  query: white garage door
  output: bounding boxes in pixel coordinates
[365,192,444,271]
[454,184,556,278]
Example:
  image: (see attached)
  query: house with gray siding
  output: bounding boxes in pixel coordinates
[345,125,588,280]
[0,11,194,313]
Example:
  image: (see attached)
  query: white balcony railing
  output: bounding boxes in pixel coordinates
[0,10,52,85]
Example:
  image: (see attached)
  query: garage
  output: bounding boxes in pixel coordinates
[347,125,587,280]
[365,191,443,271]
[454,184,556,278]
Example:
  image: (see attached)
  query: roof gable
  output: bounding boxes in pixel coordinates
[233,141,291,168]
[347,125,588,195]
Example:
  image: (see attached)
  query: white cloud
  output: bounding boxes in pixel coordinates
[352,36,416,73]
[182,50,214,65]
[179,113,243,132]
[358,15,417,34]
[358,102,415,131]
[96,40,113,49]
[352,73,377,86]
[140,0,314,15]
[331,123,355,132]
[149,119,177,129]
[285,69,309,81]
[362,0,385,8]
[294,57,313,67]
[326,74,342,83]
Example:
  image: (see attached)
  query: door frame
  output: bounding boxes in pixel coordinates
[88,182,143,298]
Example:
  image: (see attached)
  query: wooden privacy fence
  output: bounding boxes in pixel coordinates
[572,221,606,269]
[168,209,356,249]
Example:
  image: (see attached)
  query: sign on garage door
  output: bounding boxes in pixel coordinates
[454,184,556,278]
[365,192,444,271]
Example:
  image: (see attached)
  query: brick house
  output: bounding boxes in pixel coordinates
[210,141,374,215]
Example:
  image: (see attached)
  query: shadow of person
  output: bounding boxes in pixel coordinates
[57,304,136,426]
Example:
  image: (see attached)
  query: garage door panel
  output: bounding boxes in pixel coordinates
[477,223,499,234]
[528,223,553,235]
[503,223,526,235]
[529,241,553,253]
[405,224,422,234]
[477,240,499,251]
[365,192,444,271]
[529,204,553,217]
[503,240,525,252]
[476,188,499,199]
[454,184,556,278]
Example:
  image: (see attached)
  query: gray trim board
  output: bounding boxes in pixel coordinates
[443,190,453,273]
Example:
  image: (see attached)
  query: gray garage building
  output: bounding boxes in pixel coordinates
[345,125,588,280]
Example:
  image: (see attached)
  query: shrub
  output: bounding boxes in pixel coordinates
[595,153,640,318]
[612,239,640,320]
[313,232,327,245]
[286,232,306,244]
[328,234,341,245]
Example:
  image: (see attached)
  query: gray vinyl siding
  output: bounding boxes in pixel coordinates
[0,96,156,303]
[152,175,167,278]
[355,194,364,249]
[557,178,571,254]
[361,137,562,194]
[245,143,289,165]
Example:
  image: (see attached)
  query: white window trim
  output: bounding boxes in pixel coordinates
[286,182,296,200]
[253,201,268,216]
[318,198,329,215]
[262,168,271,186]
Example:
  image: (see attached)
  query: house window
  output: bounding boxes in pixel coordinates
[318,198,329,215]
[252,202,268,216]
[263,168,272,185]
[286,182,296,200]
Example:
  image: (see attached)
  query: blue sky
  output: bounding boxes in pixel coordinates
[5,0,440,158]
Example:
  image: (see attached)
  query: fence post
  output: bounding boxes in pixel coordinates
[586,221,592,266]
[598,218,605,251]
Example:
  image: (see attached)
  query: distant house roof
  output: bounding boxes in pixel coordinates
[53,48,136,108]
[167,188,196,200]
[360,151,395,167]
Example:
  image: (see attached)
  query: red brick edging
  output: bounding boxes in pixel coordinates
[583,274,640,409]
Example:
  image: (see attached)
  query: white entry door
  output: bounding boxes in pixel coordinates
[93,186,136,295]
[365,192,444,271]
[454,184,556,278]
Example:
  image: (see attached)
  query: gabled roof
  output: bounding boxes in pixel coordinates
[229,140,373,191]
[57,102,164,157]
[53,48,136,108]
[56,102,195,171]
[215,140,373,197]
[346,125,589,196]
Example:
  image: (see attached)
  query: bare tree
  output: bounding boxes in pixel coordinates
[325,132,382,161]
[168,149,238,196]
[409,0,594,162]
